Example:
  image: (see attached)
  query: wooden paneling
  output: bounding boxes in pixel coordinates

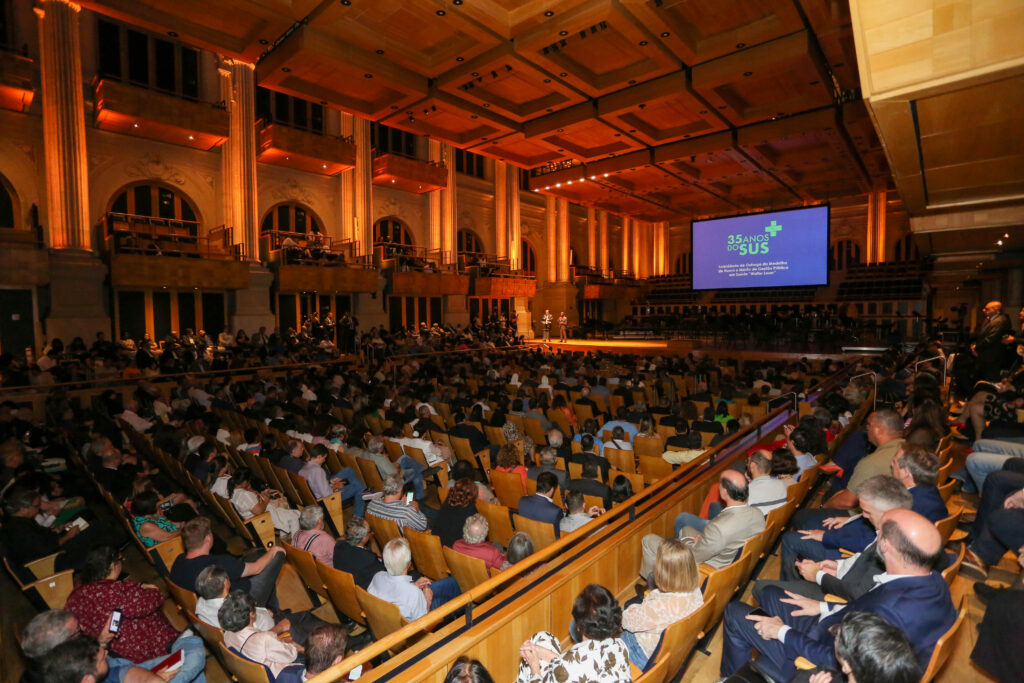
[474,277,537,298]
[277,265,378,294]
[523,102,645,161]
[109,254,249,290]
[257,124,356,176]
[94,79,228,151]
[391,271,469,296]
[372,153,448,193]
[380,93,517,149]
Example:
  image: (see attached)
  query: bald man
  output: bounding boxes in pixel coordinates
[721,508,957,682]
[974,300,1012,382]
[640,470,765,579]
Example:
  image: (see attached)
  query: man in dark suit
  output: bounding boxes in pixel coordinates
[569,434,611,482]
[517,472,563,538]
[277,440,306,474]
[574,386,604,420]
[566,460,612,510]
[448,411,488,455]
[891,443,949,523]
[332,517,384,589]
[974,300,1012,382]
[526,446,567,489]
[721,508,956,682]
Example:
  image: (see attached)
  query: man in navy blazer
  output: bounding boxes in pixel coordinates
[517,471,563,538]
[891,444,949,524]
[721,508,956,681]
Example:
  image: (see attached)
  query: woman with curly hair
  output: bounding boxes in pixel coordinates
[516,584,630,683]
[494,443,529,489]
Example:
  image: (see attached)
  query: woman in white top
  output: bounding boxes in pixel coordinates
[228,467,300,536]
[219,590,300,678]
[208,456,232,498]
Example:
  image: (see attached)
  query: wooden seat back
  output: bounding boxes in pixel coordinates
[149,536,184,575]
[702,550,751,634]
[604,446,636,474]
[512,513,557,550]
[166,577,198,614]
[656,599,715,675]
[484,425,507,446]
[941,543,965,587]
[607,469,644,493]
[634,435,664,458]
[315,559,366,626]
[523,417,548,446]
[355,456,385,492]
[934,507,962,545]
[366,514,403,546]
[404,528,450,581]
[477,499,516,547]
[281,541,327,598]
[355,586,409,651]
[638,454,672,484]
[217,641,272,683]
[442,546,491,592]
[920,601,968,683]
[489,469,526,509]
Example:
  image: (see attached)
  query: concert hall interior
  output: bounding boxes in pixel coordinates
[1,1,1023,682]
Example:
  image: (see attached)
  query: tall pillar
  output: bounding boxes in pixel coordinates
[587,207,597,269]
[635,221,646,279]
[621,218,631,276]
[218,58,273,333]
[429,140,443,255]
[352,117,374,257]
[218,59,258,259]
[598,211,608,275]
[556,198,570,282]
[441,143,457,263]
[507,166,522,270]
[36,0,109,341]
[340,113,356,244]
[545,195,557,283]
[494,161,508,260]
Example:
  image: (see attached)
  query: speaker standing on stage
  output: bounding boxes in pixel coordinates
[559,312,568,342]
[541,309,553,341]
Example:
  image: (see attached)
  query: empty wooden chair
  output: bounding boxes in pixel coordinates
[490,469,526,509]
[513,513,557,549]
[604,446,636,474]
[404,528,450,581]
[442,546,491,592]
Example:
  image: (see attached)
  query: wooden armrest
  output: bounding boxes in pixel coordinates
[838,548,854,558]
[823,594,847,604]
[698,563,715,578]
[25,552,63,579]
[794,657,817,670]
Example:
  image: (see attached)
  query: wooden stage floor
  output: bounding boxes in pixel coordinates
[524,338,858,361]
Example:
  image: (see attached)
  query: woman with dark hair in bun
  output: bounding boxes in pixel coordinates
[515,584,630,683]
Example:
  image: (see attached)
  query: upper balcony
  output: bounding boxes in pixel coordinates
[257,121,356,176]
[93,78,229,150]
[372,153,447,193]
[0,48,35,113]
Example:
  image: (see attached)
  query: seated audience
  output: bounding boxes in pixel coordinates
[444,656,495,683]
[965,467,1024,572]
[559,490,604,534]
[517,471,563,538]
[128,490,180,548]
[333,517,384,589]
[298,444,366,517]
[526,446,568,489]
[432,478,480,547]
[366,474,428,532]
[368,538,461,621]
[227,467,300,536]
[493,443,529,489]
[451,514,509,571]
[285,624,350,682]
[610,475,633,505]
[797,610,923,683]
[515,584,630,683]
[291,505,336,566]
[566,460,612,510]
[744,450,789,515]
[506,531,535,564]
[220,590,301,678]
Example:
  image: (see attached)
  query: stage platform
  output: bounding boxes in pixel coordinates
[524,338,859,361]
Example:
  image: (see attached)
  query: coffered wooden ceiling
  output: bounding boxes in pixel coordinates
[80,0,917,222]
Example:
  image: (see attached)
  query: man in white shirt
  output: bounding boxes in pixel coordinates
[367,538,461,622]
[118,400,154,433]
[746,450,789,515]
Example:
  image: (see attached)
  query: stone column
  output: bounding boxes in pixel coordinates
[36,0,109,340]
[621,218,631,276]
[508,166,522,270]
[441,144,457,263]
[556,198,570,282]
[494,161,508,260]
[587,207,597,269]
[352,117,374,257]
[598,211,608,275]
[429,140,443,255]
[218,59,258,259]
[339,113,356,244]
[545,195,557,283]
[36,0,89,251]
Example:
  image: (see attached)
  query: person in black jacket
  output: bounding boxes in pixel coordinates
[448,412,489,455]
[974,300,1012,382]
[566,460,612,510]
[569,434,610,482]
[333,517,384,589]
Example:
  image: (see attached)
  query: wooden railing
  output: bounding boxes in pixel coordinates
[306,362,862,682]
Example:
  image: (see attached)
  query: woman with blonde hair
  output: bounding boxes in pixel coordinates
[620,538,704,668]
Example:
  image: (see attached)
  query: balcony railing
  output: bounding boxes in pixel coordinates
[100,213,241,260]
[256,119,356,175]
[262,230,363,266]
[93,78,229,149]
[0,48,35,112]
[372,152,447,193]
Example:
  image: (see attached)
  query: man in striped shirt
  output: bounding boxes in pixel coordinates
[365,475,428,531]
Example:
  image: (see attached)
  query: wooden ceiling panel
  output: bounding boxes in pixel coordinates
[738,108,869,201]
[797,0,859,90]
[620,0,803,65]
[842,101,890,187]
[436,46,585,122]
[310,0,498,77]
[523,103,644,161]
[470,133,567,168]
[380,93,517,148]
[453,0,595,39]
[597,71,729,146]
[692,31,834,126]
[257,26,427,120]
[80,0,315,61]
[514,0,679,97]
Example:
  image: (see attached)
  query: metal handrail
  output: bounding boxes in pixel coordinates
[913,355,947,388]
[849,371,878,411]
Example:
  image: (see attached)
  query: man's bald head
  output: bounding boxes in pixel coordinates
[878,508,943,574]
[984,301,1003,317]
[720,469,749,505]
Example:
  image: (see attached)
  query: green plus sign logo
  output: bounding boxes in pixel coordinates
[765,220,782,237]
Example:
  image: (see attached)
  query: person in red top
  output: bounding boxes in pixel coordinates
[451,514,510,572]
[493,444,528,490]
[65,545,207,681]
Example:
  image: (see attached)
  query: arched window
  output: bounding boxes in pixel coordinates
[892,234,920,263]
[109,183,198,223]
[829,240,861,271]
[374,217,413,245]
[260,203,322,234]
[0,173,16,229]
[457,229,483,254]
[520,241,536,274]
[673,253,689,275]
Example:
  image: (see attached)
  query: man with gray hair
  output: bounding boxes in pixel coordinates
[345,434,427,500]
[332,517,384,589]
[291,505,335,565]
[778,474,914,581]
[367,538,461,621]
[365,474,428,531]
[451,514,509,571]
[526,446,567,488]
[21,610,166,682]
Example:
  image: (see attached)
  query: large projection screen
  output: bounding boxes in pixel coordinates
[691,205,829,290]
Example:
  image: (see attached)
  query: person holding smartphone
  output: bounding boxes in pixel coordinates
[365,475,428,532]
